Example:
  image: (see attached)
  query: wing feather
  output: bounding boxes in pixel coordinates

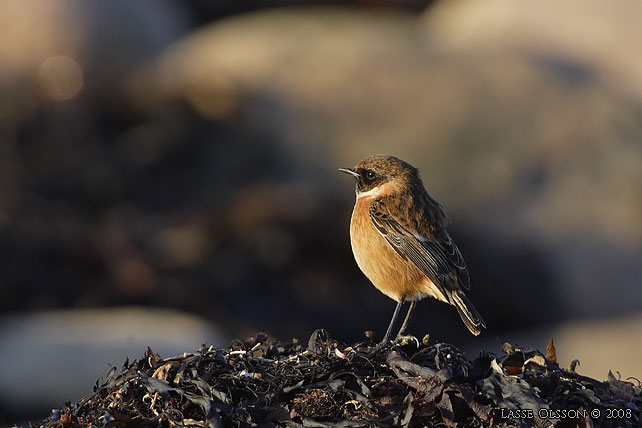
[369,200,471,295]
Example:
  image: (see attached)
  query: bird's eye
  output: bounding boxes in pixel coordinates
[365,170,376,180]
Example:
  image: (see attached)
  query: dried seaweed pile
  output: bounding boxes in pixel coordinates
[39,330,640,428]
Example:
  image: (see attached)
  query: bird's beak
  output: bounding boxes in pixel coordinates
[338,167,359,178]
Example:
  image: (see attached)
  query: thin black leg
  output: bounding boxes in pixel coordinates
[381,300,404,345]
[396,300,417,338]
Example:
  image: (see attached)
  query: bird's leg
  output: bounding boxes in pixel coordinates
[396,300,417,338]
[379,300,404,346]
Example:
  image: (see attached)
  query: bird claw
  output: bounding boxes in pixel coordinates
[393,335,420,348]
[364,334,419,356]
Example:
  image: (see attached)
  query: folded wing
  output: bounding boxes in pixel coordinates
[369,199,485,334]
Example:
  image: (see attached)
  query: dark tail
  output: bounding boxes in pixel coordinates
[452,290,486,335]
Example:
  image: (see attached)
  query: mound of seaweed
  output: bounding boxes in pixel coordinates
[37,330,640,428]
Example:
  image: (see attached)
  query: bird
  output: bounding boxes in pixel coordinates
[339,155,485,344]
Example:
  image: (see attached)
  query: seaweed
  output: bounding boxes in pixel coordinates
[34,330,641,428]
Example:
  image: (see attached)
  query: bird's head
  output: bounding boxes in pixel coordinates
[339,155,420,198]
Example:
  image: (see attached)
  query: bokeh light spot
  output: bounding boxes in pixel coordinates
[37,55,83,101]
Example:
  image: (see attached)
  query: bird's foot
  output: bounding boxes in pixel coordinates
[363,335,419,357]
[393,335,420,348]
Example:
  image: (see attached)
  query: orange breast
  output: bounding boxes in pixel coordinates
[349,197,437,302]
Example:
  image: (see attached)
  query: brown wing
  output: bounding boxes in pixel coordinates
[368,199,470,297]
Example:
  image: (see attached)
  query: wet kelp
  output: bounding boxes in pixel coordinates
[39,331,640,428]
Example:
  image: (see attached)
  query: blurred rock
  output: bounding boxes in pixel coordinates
[0,2,81,78]
[425,0,642,97]
[0,307,224,420]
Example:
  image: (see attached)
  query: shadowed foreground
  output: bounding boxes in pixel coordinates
[34,331,640,428]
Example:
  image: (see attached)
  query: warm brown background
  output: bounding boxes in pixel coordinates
[1,0,641,423]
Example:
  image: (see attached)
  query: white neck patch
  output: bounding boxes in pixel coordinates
[356,186,382,199]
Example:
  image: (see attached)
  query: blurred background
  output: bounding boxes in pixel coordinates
[1,0,642,423]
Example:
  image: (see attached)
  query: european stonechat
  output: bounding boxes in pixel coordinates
[339,155,485,343]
